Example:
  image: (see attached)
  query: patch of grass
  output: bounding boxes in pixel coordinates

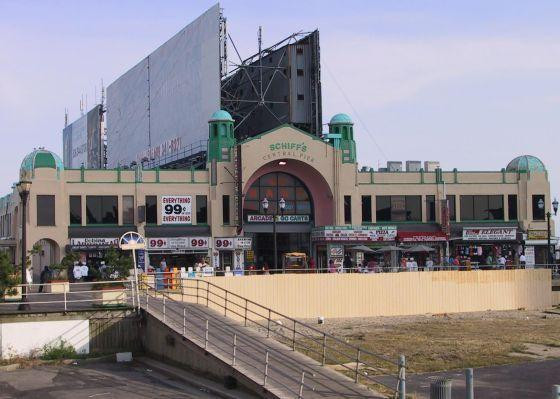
[40,340,77,360]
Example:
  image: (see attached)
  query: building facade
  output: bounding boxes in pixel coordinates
[0,111,556,279]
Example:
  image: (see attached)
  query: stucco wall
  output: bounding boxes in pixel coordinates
[196,270,552,320]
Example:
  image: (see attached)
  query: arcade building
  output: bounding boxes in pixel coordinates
[0,111,556,279]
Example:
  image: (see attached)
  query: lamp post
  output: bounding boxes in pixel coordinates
[549,198,559,265]
[16,180,32,311]
[262,197,286,271]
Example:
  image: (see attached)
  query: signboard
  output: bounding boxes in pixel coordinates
[247,214,310,223]
[211,251,220,269]
[329,245,344,257]
[312,226,397,242]
[440,199,450,235]
[214,237,235,250]
[69,238,118,249]
[234,237,252,250]
[398,232,447,242]
[147,237,209,251]
[524,246,535,267]
[527,230,548,240]
[462,228,517,241]
[233,250,244,276]
[161,196,192,224]
[202,266,215,277]
[137,249,146,271]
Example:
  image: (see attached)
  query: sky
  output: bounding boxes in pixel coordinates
[1,0,559,229]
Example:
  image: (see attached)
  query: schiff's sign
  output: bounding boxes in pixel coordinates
[262,141,314,163]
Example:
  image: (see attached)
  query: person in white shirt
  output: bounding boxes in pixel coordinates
[73,262,82,281]
[519,253,526,269]
[498,256,507,269]
[80,263,89,280]
[425,258,434,271]
[411,258,418,272]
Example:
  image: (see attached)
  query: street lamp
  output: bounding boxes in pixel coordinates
[262,197,286,271]
[541,197,559,265]
[16,180,32,311]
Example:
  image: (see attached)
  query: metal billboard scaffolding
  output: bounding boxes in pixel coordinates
[221,30,322,140]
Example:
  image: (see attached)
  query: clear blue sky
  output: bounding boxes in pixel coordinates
[1,0,559,229]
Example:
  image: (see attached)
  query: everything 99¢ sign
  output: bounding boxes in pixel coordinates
[161,196,192,224]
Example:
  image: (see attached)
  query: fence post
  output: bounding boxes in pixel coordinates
[131,280,135,308]
[263,350,269,387]
[183,308,186,336]
[224,291,228,317]
[206,282,209,307]
[181,278,184,302]
[298,371,305,399]
[267,309,271,338]
[196,279,199,305]
[163,296,166,323]
[232,334,237,366]
[354,349,360,383]
[398,355,406,399]
[292,320,296,351]
[322,334,327,366]
[63,284,67,312]
[466,368,474,399]
[205,319,209,350]
[146,293,149,312]
[553,385,560,398]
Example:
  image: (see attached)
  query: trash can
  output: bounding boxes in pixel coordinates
[430,378,452,399]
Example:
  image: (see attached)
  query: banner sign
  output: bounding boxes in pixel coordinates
[524,246,535,266]
[214,237,252,250]
[233,250,244,276]
[462,227,517,241]
[147,237,209,250]
[440,199,450,235]
[161,195,192,224]
[312,226,397,242]
[247,214,310,223]
[70,238,118,249]
[398,232,447,242]
[527,230,548,240]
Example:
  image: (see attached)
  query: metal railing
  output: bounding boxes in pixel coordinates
[144,276,405,396]
[0,280,134,311]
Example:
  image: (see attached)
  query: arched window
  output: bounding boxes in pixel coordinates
[243,172,313,219]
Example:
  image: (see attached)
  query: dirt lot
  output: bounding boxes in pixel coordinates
[291,308,560,375]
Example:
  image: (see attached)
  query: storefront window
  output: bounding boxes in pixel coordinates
[508,195,518,220]
[196,195,207,224]
[223,195,230,225]
[243,172,313,219]
[361,195,372,223]
[460,195,504,220]
[375,196,421,222]
[37,195,55,226]
[69,195,81,225]
[145,196,157,224]
[447,195,456,221]
[123,196,134,225]
[532,195,545,220]
[86,196,118,225]
[426,195,436,222]
[344,196,352,224]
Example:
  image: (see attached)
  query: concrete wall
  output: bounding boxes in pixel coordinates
[553,291,560,306]
[196,270,552,320]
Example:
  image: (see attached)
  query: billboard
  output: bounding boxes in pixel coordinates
[221,31,322,140]
[106,4,221,168]
[63,104,103,169]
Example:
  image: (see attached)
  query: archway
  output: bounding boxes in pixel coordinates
[31,239,60,282]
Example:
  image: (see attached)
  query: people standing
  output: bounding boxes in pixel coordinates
[519,253,526,269]
[343,255,352,273]
[328,258,336,273]
[38,266,51,293]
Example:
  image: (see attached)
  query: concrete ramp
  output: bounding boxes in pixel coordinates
[141,294,383,398]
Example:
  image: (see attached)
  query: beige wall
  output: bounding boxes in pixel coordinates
[197,270,552,320]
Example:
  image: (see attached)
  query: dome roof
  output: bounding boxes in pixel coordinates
[20,148,64,179]
[506,155,546,173]
[329,113,353,125]
[209,110,234,122]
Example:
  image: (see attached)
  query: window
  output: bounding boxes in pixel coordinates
[196,195,208,224]
[86,196,118,225]
[375,196,421,222]
[508,195,518,220]
[297,94,304,100]
[426,195,436,222]
[532,194,546,220]
[223,195,230,225]
[122,196,134,225]
[37,195,55,226]
[344,196,352,224]
[69,196,81,225]
[146,196,157,224]
[296,68,304,76]
[460,195,504,221]
[447,195,456,221]
[361,195,372,223]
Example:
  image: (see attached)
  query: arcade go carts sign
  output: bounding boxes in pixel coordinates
[161,195,192,224]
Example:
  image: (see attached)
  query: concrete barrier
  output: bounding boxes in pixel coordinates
[197,270,552,320]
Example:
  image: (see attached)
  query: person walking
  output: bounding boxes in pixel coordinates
[38,266,51,293]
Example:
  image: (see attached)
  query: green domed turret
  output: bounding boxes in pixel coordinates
[20,148,64,179]
[506,155,546,173]
[328,113,355,163]
[208,110,235,163]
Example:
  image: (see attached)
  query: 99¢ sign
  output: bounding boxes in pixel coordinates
[148,237,209,250]
[161,195,192,224]
[214,238,234,249]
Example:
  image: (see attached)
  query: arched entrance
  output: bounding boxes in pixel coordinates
[242,160,334,270]
[31,239,60,282]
